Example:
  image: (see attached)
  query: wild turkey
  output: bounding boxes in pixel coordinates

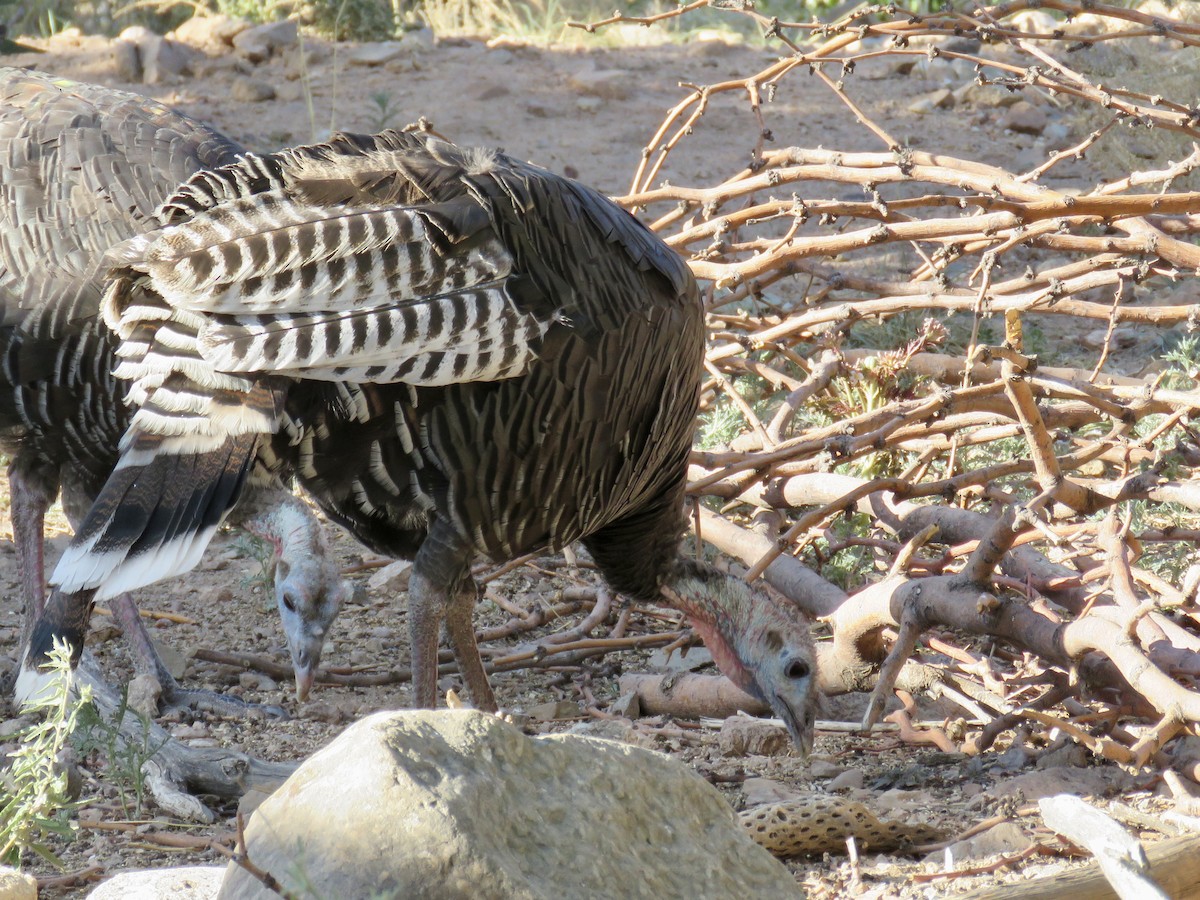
[0,68,349,709]
[23,129,818,751]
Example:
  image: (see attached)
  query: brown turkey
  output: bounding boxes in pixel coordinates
[1,67,349,711]
[21,127,818,751]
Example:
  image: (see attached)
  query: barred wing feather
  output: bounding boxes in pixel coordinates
[53,132,563,598]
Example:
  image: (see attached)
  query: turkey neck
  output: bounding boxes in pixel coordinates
[228,485,326,564]
[658,557,761,693]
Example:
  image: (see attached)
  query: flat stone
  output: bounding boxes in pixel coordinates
[568,68,634,101]
[218,710,800,899]
[957,82,1023,108]
[404,27,436,49]
[238,671,278,692]
[367,559,412,592]
[742,776,801,806]
[988,766,1128,802]
[828,768,865,792]
[929,822,1028,863]
[527,699,584,721]
[609,691,640,718]
[567,719,657,750]
[1043,121,1073,150]
[230,78,276,103]
[1035,743,1089,770]
[232,20,298,63]
[807,759,846,780]
[1002,100,1049,135]
[874,788,924,815]
[347,41,405,66]
[87,866,222,899]
[1008,9,1060,32]
[126,673,162,719]
[151,638,189,680]
[0,715,30,739]
[994,746,1034,774]
[719,716,790,757]
[135,35,196,84]
[908,88,954,114]
[237,786,275,820]
[0,866,36,900]
[1083,327,1139,351]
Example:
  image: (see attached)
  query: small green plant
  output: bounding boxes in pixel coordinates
[807,511,876,590]
[697,402,744,450]
[232,529,278,592]
[0,0,74,37]
[1162,333,1200,390]
[0,640,87,868]
[73,688,167,818]
[366,91,400,132]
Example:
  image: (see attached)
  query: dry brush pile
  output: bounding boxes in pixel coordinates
[566,0,1200,785]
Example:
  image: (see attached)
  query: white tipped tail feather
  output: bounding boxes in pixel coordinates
[14,653,63,708]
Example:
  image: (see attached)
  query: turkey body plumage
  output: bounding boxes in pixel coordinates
[2,68,347,708]
[33,127,816,748]
[280,135,702,603]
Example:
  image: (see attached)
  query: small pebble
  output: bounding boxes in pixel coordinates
[827,768,865,791]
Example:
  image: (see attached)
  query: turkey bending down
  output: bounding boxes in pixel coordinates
[22,128,818,751]
[1,68,350,710]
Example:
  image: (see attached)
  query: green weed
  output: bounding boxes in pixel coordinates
[1,640,87,868]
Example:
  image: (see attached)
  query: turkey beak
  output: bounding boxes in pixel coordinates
[758,653,817,758]
[292,643,320,702]
[770,693,815,759]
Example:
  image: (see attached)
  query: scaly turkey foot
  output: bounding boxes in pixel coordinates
[109,593,287,720]
[158,681,287,720]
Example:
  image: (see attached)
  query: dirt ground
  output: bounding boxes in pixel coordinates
[0,23,1184,899]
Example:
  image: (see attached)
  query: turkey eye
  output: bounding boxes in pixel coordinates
[785,659,810,680]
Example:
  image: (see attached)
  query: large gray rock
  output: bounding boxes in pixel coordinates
[232,20,298,63]
[0,866,36,900]
[219,710,803,900]
[116,26,197,84]
[171,13,248,50]
[87,866,222,899]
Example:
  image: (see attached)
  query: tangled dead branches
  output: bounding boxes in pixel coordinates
[566,2,1200,776]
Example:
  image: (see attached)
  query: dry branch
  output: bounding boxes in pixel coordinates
[563,0,1200,766]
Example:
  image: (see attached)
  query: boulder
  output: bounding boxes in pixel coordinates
[232,20,298,63]
[172,13,248,50]
[111,39,141,81]
[116,27,197,84]
[0,866,36,900]
[219,710,802,899]
[87,866,222,899]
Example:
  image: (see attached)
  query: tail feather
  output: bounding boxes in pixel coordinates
[51,432,257,599]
